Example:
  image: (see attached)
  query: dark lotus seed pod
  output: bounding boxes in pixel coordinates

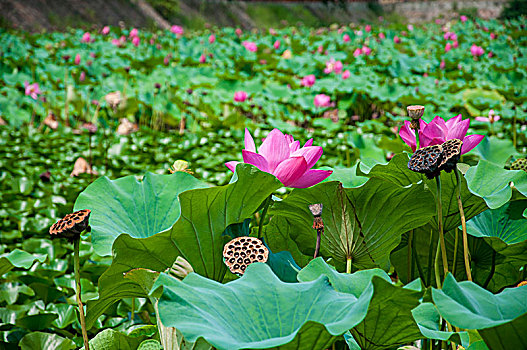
[49,209,91,242]
[223,236,269,276]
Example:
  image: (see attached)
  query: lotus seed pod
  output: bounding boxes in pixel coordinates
[49,209,91,241]
[511,158,527,172]
[407,105,424,130]
[223,236,269,276]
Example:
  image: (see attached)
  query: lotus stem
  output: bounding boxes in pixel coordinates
[257,195,272,239]
[64,69,70,126]
[346,257,352,274]
[513,107,517,148]
[452,228,459,277]
[454,168,472,281]
[74,238,90,350]
[414,129,420,150]
[434,238,442,288]
[314,229,322,259]
[131,298,135,321]
[426,228,434,286]
[435,175,449,279]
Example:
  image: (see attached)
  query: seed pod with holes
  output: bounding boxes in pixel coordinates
[407,105,424,130]
[223,236,269,276]
[511,158,527,172]
[49,209,91,242]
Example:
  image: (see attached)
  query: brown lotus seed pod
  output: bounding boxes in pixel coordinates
[223,236,269,276]
[511,158,527,172]
[407,105,425,131]
[49,209,91,241]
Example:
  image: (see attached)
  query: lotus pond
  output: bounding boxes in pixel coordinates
[0,15,527,350]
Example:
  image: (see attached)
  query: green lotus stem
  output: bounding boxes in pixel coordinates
[454,168,472,281]
[131,298,135,321]
[434,238,442,288]
[257,195,272,239]
[435,175,449,278]
[452,228,459,277]
[74,238,90,350]
[483,250,497,288]
[414,129,420,150]
[346,257,352,274]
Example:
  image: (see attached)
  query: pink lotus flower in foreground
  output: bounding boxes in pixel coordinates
[225,129,332,188]
[234,91,248,102]
[24,81,41,100]
[171,25,183,36]
[314,94,331,107]
[81,32,91,43]
[300,74,316,87]
[460,15,468,22]
[470,44,484,57]
[243,41,258,52]
[399,115,484,154]
[102,26,110,35]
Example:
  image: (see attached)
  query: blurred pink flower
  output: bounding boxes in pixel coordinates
[324,59,343,74]
[171,25,183,36]
[407,24,414,31]
[209,34,215,43]
[80,71,86,82]
[365,24,372,32]
[225,129,332,188]
[444,32,457,41]
[460,15,468,22]
[273,40,280,49]
[490,33,497,40]
[132,36,140,47]
[470,44,484,57]
[74,54,81,65]
[399,115,484,154]
[362,46,372,55]
[445,43,452,52]
[379,32,386,39]
[102,26,110,35]
[111,38,121,46]
[355,30,363,36]
[488,51,494,58]
[317,45,324,53]
[269,28,277,35]
[453,41,459,48]
[129,28,138,38]
[343,34,350,42]
[234,91,248,102]
[199,54,206,63]
[300,74,316,87]
[314,94,331,107]
[235,28,242,36]
[394,36,401,43]
[342,70,350,79]
[440,60,446,69]
[81,32,91,43]
[475,110,500,123]
[24,81,41,100]
[353,48,362,57]
[243,41,257,52]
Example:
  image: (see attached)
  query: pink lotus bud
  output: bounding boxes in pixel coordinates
[470,44,484,57]
[440,60,446,69]
[130,28,138,38]
[300,74,316,87]
[365,25,372,32]
[450,33,457,41]
[80,71,86,82]
[102,26,110,35]
[445,43,452,52]
[453,41,459,48]
[394,36,401,44]
[132,36,140,47]
[314,94,331,107]
[362,46,372,55]
[435,19,442,24]
[490,33,497,40]
[460,15,468,22]
[379,32,386,40]
[343,34,350,42]
[209,34,215,43]
[342,70,351,79]
[317,45,324,53]
[407,24,414,31]
[81,32,91,43]
[234,91,247,102]
[235,28,242,36]
[74,54,81,65]
[423,72,429,77]
[333,60,343,74]
[488,51,494,58]
[89,52,96,58]
[353,48,362,57]
[273,40,280,49]
[199,54,206,63]
[355,30,363,36]
[164,55,171,65]
[112,38,121,46]
[171,25,183,36]
[242,41,257,52]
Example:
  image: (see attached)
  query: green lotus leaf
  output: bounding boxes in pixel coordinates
[359,153,488,232]
[466,200,527,266]
[74,171,208,256]
[465,160,527,210]
[474,136,517,167]
[80,328,151,350]
[265,178,435,270]
[86,164,282,328]
[0,249,47,276]
[19,332,76,350]
[298,258,424,350]
[433,273,527,350]
[411,303,469,347]
[155,263,373,350]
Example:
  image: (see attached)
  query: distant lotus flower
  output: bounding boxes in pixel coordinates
[399,115,484,154]
[343,34,350,42]
[379,32,386,39]
[444,32,457,41]
[234,91,248,102]
[476,110,500,123]
[225,129,333,188]
[490,33,497,40]
[102,26,110,35]
[132,36,140,47]
[209,34,215,43]
[171,25,183,36]
[440,60,446,69]
[269,28,277,35]
[199,54,206,63]
[79,71,86,82]
[394,36,401,43]
[460,15,468,22]
[362,46,372,55]
[453,41,459,48]
[353,48,362,57]
[282,49,292,59]
[314,94,331,107]
[130,28,138,38]
[324,59,343,74]
[300,74,316,87]
[355,30,363,36]
[111,38,121,46]
[243,41,257,52]
[74,54,81,65]
[407,24,414,31]
[273,40,280,49]
[235,28,242,36]
[342,70,350,79]
[24,81,41,100]
[445,43,452,52]
[317,45,324,53]
[365,25,372,32]
[81,32,91,43]
[470,44,484,57]
[488,51,494,58]
[435,19,442,24]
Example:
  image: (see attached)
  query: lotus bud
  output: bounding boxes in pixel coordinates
[407,105,424,130]
[169,256,194,280]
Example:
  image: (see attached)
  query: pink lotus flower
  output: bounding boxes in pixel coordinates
[399,115,484,154]
[243,41,257,52]
[171,25,183,36]
[470,44,484,57]
[362,46,372,55]
[273,40,280,49]
[343,34,350,42]
[476,110,500,123]
[225,129,333,188]
[440,60,446,69]
[102,26,110,35]
[314,94,331,107]
[490,33,497,40]
[209,34,215,44]
[353,48,362,57]
[24,81,41,100]
[80,71,86,82]
[74,54,81,65]
[453,41,459,48]
[365,25,372,32]
[300,74,316,87]
[379,32,386,40]
[132,36,140,47]
[81,32,91,43]
[199,54,206,63]
[443,32,457,41]
[445,43,452,52]
[317,45,324,53]
[324,59,343,74]
[342,70,350,79]
[234,91,248,102]
[111,38,122,46]
[407,24,414,31]
[394,36,401,44]
[460,15,468,22]
[269,28,277,35]
[130,28,138,38]
[235,28,242,36]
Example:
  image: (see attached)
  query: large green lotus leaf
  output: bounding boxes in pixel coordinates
[86,164,282,327]
[0,249,47,276]
[74,172,208,256]
[79,328,151,350]
[411,303,469,347]
[19,332,76,350]
[474,136,517,167]
[433,274,527,350]
[466,200,527,266]
[298,258,424,350]
[265,178,435,270]
[154,263,373,350]
[359,153,488,232]
[465,160,527,209]
[391,224,518,292]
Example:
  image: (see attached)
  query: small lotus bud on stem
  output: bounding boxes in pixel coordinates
[407,105,424,131]
[309,204,324,258]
